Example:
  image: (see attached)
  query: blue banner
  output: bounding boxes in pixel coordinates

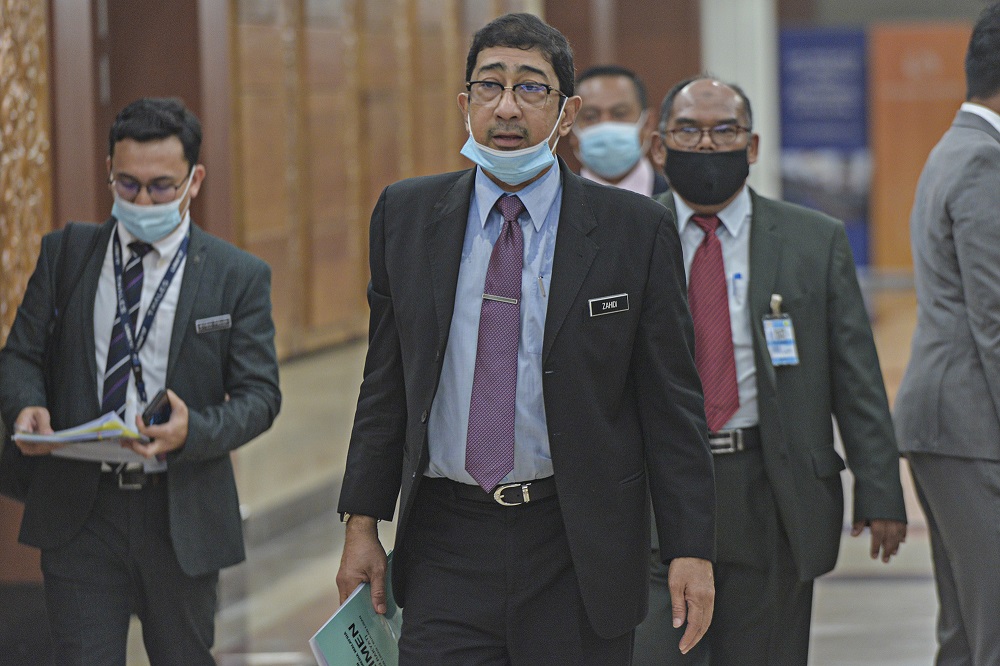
[780,28,870,266]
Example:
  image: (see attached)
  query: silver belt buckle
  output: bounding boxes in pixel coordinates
[709,429,743,455]
[493,482,530,506]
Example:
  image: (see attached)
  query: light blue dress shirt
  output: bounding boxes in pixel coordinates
[674,187,759,430]
[426,163,562,484]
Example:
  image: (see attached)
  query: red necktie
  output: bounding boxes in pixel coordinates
[465,195,525,491]
[688,214,739,432]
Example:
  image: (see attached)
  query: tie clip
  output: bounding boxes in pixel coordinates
[482,293,518,304]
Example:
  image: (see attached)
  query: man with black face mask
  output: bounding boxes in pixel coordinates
[633,76,908,666]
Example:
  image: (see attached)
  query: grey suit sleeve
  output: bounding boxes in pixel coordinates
[174,259,281,463]
[953,143,1000,427]
[826,224,906,523]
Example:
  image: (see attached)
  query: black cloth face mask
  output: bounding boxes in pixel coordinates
[663,148,750,206]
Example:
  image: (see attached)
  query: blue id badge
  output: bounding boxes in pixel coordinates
[763,294,799,366]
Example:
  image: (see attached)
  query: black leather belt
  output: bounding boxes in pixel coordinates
[100,465,165,490]
[428,476,557,507]
[708,426,761,455]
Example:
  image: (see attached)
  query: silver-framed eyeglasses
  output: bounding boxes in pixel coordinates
[666,124,750,149]
[466,80,565,109]
[109,170,192,204]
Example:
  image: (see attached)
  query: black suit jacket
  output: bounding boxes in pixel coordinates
[339,160,714,638]
[0,219,282,577]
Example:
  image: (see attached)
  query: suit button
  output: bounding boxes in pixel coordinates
[421,410,428,423]
[435,349,442,362]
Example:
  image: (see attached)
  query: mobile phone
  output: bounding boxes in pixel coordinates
[142,389,172,426]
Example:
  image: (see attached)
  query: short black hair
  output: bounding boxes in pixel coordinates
[465,13,575,97]
[578,64,648,110]
[966,2,1000,100]
[658,75,754,132]
[108,97,202,168]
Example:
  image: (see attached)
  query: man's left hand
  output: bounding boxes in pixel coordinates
[851,519,907,563]
[126,389,189,458]
[668,556,715,654]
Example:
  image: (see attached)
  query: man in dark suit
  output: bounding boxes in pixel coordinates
[0,98,281,664]
[633,76,908,665]
[336,13,715,664]
[569,65,669,197]
[896,5,1000,663]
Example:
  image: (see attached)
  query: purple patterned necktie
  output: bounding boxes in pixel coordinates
[465,194,525,491]
[688,214,739,431]
[101,240,153,418]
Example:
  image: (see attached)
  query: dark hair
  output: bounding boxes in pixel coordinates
[658,75,754,131]
[966,2,1000,100]
[108,97,202,167]
[577,64,648,110]
[465,13,575,97]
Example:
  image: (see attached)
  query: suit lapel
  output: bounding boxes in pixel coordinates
[544,164,598,361]
[81,220,116,405]
[167,225,208,380]
[425,170,476,351]
[747,189,783,391]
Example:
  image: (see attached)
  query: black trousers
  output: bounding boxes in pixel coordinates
[399,478,634,665]
[633,450,813,666]
[40,473,218,666]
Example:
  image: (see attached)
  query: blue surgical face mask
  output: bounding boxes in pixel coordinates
[574,112,647,179]
[111,171,193,243]
[460,99,566,186]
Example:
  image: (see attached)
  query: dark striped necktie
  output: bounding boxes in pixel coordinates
[101,241,153,418]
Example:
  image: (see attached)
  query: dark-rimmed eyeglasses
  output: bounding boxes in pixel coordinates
[466,81,565,109]
[665,124,751,149]
[109,171,192,204]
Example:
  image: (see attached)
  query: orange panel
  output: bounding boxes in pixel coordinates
[869,23,971,271]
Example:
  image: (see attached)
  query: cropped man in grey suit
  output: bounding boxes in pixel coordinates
[634,76,907,665]
[895,5,1000,664]
[0,98,281,664]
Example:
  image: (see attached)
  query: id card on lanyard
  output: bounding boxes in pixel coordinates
[762,293,799,366]
[111,227,190,408]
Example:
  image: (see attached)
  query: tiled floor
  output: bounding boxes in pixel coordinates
[116,286,938,665]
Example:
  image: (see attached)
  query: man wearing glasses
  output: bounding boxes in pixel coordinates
[337,13,715,664]
[0,97,281,664]
[633,76,908,665]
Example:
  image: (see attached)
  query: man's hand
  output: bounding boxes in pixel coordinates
[668,556,715,654]
[851,519,907,563]
[12,406,62,455]
[337,516,387,614]
[128,389,188,458]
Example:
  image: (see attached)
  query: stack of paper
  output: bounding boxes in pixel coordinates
[12,412,149,464]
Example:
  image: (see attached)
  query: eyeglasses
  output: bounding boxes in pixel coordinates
[665,124,750,149]
[466,81,565,109]
[109,172,192,204]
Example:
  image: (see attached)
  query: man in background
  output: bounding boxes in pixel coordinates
[570,64,669,196]
[895,4,1000,663]
[0,98,281,664]
[634,75,907,665]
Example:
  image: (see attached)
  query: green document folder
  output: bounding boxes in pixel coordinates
[310,552,401,666]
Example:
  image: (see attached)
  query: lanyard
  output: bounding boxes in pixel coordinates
[111,228,190,405]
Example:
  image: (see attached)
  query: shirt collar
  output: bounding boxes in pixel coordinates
[960,102,1000,136]
[473,161,562,232]
[115,212,192,260]
[581,157,655,196]
[673,186,752,238]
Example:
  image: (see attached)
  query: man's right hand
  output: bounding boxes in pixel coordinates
[12,406,62,455]
[336,515,387,614]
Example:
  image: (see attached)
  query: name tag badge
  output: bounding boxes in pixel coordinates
[763,314,799,366]
[196,314,232,334]
[588,293,629,317]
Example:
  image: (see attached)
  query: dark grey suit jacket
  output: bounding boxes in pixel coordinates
[656,190,906,581]
[896,111,1000,460]
[0,219,281,577]
[338,160,715,638]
